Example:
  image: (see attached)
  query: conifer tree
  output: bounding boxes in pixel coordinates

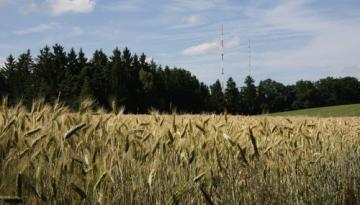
[210,80,225,113]
[241,76,258,114]
[110,48,125,106]
[0,67,8,99]
[225,77,240,114]
[90,50,109,106]
[1,55,16,101]
[15,50,34,105]
[33,46,54,100]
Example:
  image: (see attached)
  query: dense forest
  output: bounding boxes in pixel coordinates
[0,44,359,114]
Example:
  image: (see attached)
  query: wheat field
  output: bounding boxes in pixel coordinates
[0,99,359,204]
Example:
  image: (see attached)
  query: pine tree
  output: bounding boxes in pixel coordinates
[225,77,240,114]
[90,50,109,106]
[0,69,7,98]
[210,80,225,113]
[110,48,125,106]
[122,47,133,67]
[34,46,55,101]
[139,53,147,69]
[78,48,88,69]
[241,75,258,114]
[1,55,16,101]
[15,50,34,106]
[80,76,93,100]
[2,54,16,79]
[139,68,154,111]
[51,44,68,102]
[67,48,80,75]
[198,82,211,112]
[122,47,140,112]
[57,48,78,106]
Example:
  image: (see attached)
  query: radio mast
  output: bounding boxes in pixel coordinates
[220,24,224,89]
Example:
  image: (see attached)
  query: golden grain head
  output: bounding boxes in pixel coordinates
[0,100,359,204]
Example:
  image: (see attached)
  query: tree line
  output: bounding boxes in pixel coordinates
[0,44,359,114]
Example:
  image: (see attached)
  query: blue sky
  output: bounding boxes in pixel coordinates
[0,0,359,85]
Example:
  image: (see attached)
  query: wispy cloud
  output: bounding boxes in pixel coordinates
[181,41,218,56]
[263,0,328,31]
[46,0,95,16]
[13,23,56,35]
[175,15,205,28]
[181,36,240,56]
[253,1,360,70]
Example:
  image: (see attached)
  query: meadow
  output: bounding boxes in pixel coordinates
[0,99,359,204]
[271,104,360,117]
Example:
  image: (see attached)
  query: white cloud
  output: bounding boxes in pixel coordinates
[146,57,158,64]
[176,15,205,28]
[181,41,218,56]
[181,36,240,56]
[46,0,95,16]
[13,23,55,35]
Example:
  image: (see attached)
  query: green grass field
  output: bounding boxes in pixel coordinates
[270,104,360,117]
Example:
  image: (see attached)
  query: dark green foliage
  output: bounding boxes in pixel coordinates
[6,50,34,106]
[258,79,288,113]
[198,82,211,112]
[240,76,258,115]
[33,46,55,101]
[0,45,212,113]
[109,48,125,106]
[224,78,240,114]
[209,80,225,114]
[0,55,16,100]
[292,80,319,109]
[89,50,109,107]
[0,71,7,99]
[0,44,359,114]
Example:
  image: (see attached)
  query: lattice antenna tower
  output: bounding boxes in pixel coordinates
[220,24,225,90]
